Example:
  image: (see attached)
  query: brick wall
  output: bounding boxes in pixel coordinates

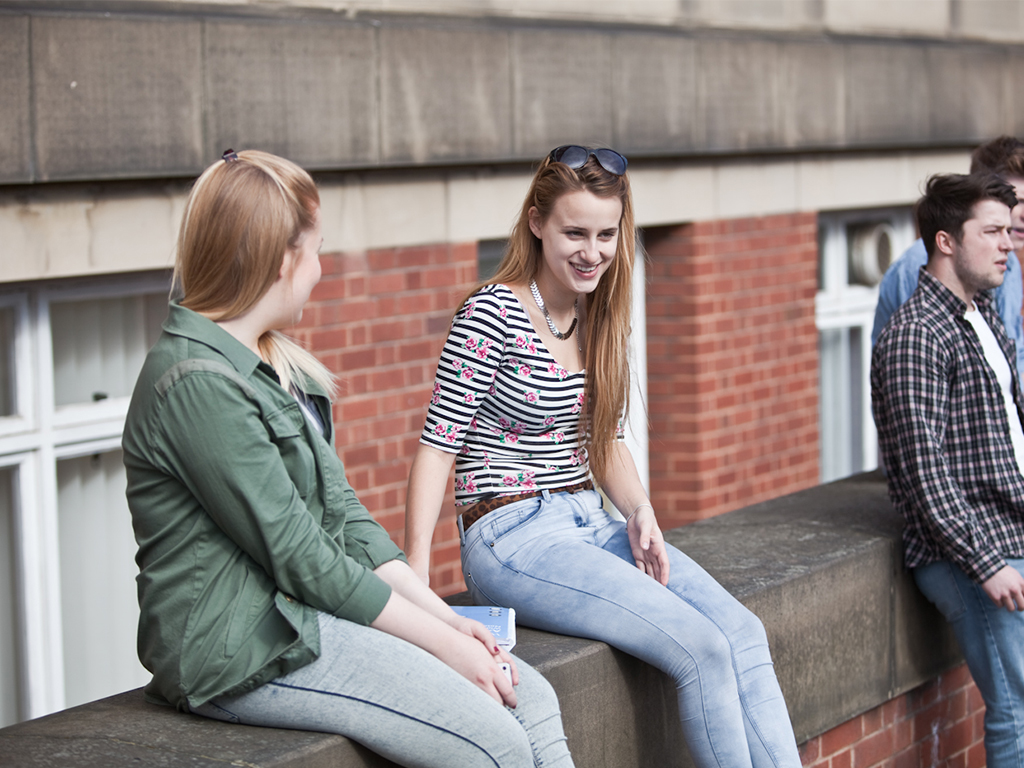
[290,241,478,595]
[293,211,820,590]
[800,664,985,768]
[645,213,821,529]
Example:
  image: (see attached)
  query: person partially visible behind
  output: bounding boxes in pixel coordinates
[871,136,1024,379]
[123,149,574,768]
[872,172,1024,768]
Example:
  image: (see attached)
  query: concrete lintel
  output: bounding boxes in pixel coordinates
[1,4,1020,185]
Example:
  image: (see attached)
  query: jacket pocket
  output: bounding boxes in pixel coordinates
[224,568,261,657]
[265,404,317,501]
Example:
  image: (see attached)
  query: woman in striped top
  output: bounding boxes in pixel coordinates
[405,146,801,768]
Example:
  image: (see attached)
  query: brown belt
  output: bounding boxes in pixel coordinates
[459,480,594,532]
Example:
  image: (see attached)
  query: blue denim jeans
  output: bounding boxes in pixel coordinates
[192,611,573,768]
[914,559,1024,768]
[460,489,801,768]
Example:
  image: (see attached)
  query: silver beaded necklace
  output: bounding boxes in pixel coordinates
[530,280,578,340]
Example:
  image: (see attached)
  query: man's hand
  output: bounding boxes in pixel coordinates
[982,565,1024,611]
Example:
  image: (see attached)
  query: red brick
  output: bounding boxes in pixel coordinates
[893,744,920,768]
[799,738,820,765]
[966,742,986,768]
[832,749,852,768]
[821,717,864,757]
[862,706,884,736]
[853,729,894,768]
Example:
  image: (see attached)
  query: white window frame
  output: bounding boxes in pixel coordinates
[816,207,916,483]
[0,272,169,721]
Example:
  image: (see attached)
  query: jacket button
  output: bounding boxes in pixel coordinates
[285,595,294,603]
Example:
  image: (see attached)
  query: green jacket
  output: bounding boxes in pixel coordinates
[123,303,405,710]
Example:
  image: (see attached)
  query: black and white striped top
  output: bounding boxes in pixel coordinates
[420,284,595,506]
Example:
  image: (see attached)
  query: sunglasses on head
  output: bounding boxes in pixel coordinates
[548,145,628,176]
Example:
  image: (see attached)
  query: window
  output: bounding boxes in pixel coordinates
[0,273,170,726]
[817,209,915,483]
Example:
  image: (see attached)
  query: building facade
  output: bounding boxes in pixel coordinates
[1,4,1021,763]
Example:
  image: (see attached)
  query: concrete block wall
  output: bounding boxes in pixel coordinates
[4,3,1024,187]
[801,665,985,768]
[645,213,820,527]
[288,241,478,594]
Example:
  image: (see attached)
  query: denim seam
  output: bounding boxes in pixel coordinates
[963,583,1024,767]
[477,561,730,767]
[669,584,780,768]
[264,681,505,768]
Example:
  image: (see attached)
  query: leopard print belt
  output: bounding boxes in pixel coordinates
[459,480,595,532]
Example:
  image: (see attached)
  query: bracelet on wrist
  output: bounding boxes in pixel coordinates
[626,502,653,524]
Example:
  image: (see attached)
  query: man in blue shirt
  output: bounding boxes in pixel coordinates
[872,137,1024,379]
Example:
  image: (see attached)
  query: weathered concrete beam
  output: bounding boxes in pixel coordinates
[1,2,1023,184]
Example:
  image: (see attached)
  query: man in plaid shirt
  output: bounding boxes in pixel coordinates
[872,172,1024,768]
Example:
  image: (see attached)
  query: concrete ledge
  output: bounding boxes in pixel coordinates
[0,472,959,767]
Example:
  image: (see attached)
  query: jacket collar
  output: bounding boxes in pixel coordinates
[162,301,265,380]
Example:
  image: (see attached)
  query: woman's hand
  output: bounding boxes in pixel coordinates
[449,615,519,686]
[626,505,671,586]
[435,626,518,708]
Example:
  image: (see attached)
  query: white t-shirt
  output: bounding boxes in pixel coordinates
[964,306,1024,475]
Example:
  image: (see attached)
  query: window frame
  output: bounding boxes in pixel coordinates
[0,272,170,722]
[816,207,916,483]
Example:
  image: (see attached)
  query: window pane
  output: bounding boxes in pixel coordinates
[478,239,508,281]
[0,307,14,417]
[819,326,868,483]
[51,293,167,407]
[0,466,23,727]
[58,450,148,708]
[819,328,852,483]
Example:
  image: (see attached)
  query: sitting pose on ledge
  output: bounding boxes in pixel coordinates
[405,145,802,768]
[872,173,1024,768]
[122,150,573,768]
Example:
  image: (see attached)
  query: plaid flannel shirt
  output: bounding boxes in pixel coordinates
[871,268,1024,583]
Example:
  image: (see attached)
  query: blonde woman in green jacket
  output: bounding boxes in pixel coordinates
[122,150,573,768]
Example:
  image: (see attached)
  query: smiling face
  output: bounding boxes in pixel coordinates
[528,189,623,302]
[943,198,1014,302]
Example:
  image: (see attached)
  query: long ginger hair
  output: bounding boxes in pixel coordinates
[174,150,335,396]
[469,153,636,485]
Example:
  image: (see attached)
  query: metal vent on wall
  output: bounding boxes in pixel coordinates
[848,222,896,287]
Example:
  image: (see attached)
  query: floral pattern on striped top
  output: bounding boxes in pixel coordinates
[420,284,594,506]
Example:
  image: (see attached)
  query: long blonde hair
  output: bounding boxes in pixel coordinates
[174,150,336,397]
[472,154,636,484]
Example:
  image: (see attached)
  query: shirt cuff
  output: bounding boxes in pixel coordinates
[332,569,394,625]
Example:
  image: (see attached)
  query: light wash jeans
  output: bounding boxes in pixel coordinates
[192,611,573,768]
[914,558,1024,768]
[460,489,801,768]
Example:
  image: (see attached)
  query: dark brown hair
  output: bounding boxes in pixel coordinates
[917,172,1018,258]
